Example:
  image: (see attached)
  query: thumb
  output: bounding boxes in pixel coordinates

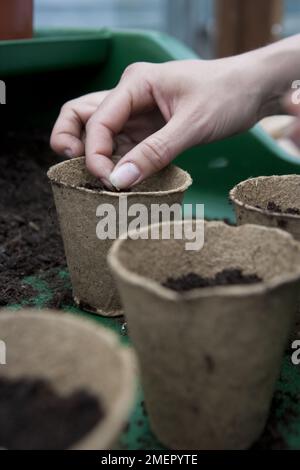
[109,117,187,189]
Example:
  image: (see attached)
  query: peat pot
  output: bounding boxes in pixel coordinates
[0,310,136,449]
[48,157,191,316]
[230,175,300,240]
[108,221,300,449]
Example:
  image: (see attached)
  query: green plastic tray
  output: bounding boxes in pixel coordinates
[2,28,300,449]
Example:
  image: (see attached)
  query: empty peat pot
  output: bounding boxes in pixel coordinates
[230,175,300,240]
[0,310,136,449]
[48,157,191,316]
[108,221,300,450]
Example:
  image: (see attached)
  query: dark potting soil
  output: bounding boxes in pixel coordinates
[257,201,300,216]
[162,269,261,292]
[82,182,109,191]
[0,376,104,450]
[0,129,67,306]
[82,182,131,192]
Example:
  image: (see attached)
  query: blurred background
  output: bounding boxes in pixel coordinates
[35,0,300,59]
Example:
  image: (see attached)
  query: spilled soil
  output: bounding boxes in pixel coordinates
[0,129,66,306]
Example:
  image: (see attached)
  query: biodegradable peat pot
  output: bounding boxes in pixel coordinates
[0,310,136,449]
[0,1,33,40]
[230,175,300,240]
[108,221,300,450]
[48,157,191,316]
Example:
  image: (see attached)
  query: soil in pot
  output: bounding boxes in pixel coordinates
[229,175,300,240]
[81,182,131,193]
[0,376,104,450]
[162,268,261,292]
[0,311,136,450]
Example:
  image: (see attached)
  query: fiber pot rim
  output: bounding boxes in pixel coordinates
[0,310,136,450]
[108,220,300,301]
[229,175,300,221]
[47,157,193,197]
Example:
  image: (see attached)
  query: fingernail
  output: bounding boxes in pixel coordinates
[109,163,140,189]
[64,148,73,158]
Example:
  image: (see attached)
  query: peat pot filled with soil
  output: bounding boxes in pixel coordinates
[0,310,136,450]
[230,175,300,239]
[108,221,300,450]
[48,157,191,316]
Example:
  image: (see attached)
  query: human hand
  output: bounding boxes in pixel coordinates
[50,57,273,189]
[50,89,164,188]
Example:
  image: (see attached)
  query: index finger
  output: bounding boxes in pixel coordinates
[85,87,133,185]
[85,75,154,184]
[50,91,109,158]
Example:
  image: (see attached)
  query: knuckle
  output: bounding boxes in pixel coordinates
[122,62,147,79]
[60,101,72,114]
[141,136,171,170]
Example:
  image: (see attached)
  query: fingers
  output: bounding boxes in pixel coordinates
[109,116,187,189]
[84,88,133,185]
[50,91,109,158]
[85,67,154,184]
[50,107,85,158]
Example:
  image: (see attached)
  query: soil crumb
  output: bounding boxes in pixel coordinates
[81,182,131,193]
[0,376,104,450]
[258,201,300,216]
[162,268,261,292]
